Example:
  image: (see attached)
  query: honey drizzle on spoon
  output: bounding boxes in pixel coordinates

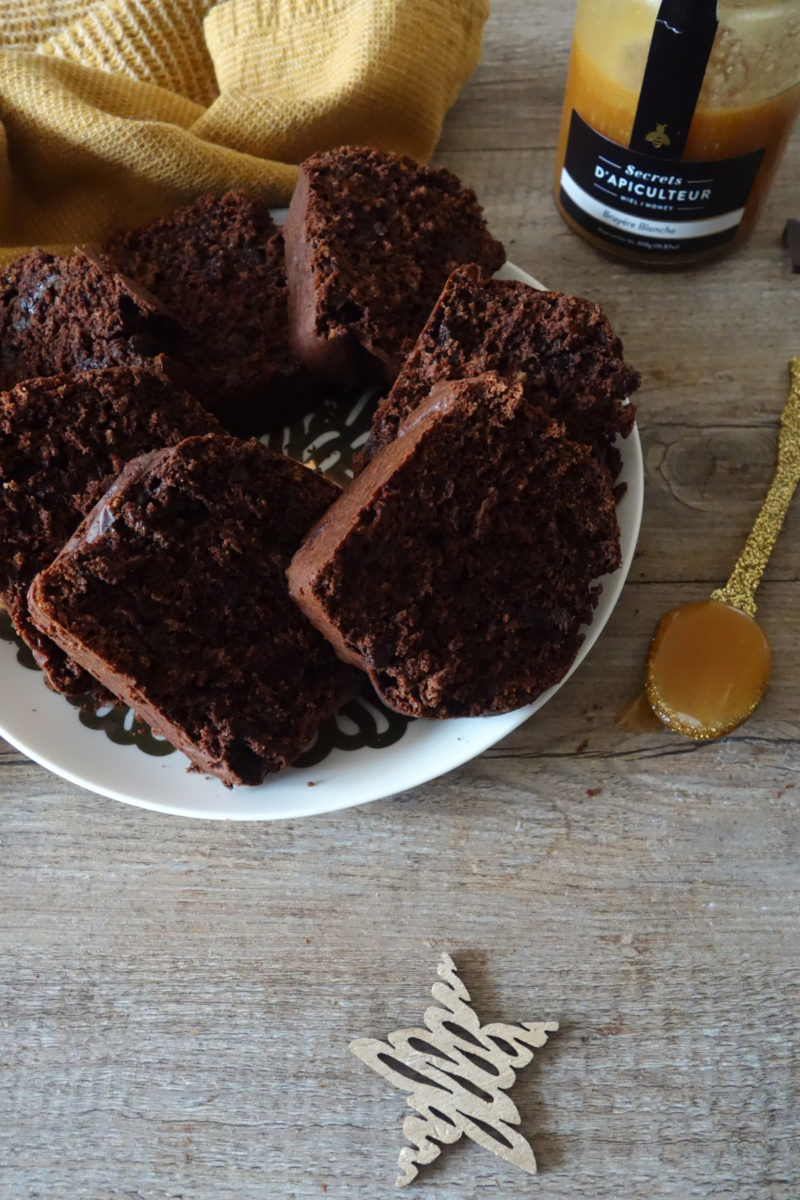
[627,359,800,740]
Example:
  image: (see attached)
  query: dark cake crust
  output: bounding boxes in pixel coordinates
[288,373,621,719]
[0,365,220,694]
[284,146,506,385]
[28,435,361,786]
[102,191,325,434]
[0,248,183,391]
[357,264,640,481]
[284,168,369,385]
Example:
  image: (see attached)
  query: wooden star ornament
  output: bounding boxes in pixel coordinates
[350,953,558,1187]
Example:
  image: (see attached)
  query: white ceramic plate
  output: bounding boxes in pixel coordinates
[0,261,642,819]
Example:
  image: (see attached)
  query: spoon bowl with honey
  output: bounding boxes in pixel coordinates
[639,357,800,741]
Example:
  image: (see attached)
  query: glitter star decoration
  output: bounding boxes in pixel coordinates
[350,953,558,1187]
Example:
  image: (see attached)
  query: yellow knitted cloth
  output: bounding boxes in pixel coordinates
[0,0,488,264]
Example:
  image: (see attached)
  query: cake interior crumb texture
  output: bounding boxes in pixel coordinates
[0,248,181,391]
[288,374,622,720]
[102,191,325,433]
[0,366,220,695]
[288,146,506,379]
[28,435,360,785]
[359,264,640,481]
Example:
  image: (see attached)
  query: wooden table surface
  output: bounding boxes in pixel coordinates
[3,4,799,1198]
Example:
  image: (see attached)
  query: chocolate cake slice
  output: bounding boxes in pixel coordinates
[357,264,640,482]
[0,248,183,390]
[284,146,506,384]
[28,435,361,786]
[0,365,221,695]
[288,373,621,719]
[102,191,325,434]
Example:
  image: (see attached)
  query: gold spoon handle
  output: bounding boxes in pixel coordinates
[711,357,800,617]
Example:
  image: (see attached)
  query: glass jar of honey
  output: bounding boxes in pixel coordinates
[554,0,800,264]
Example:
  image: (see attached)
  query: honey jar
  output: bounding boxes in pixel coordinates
[554,0,800,264]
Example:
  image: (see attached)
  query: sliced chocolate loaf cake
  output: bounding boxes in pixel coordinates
[288,373,621,720]
[0,249,183,390]
[0,366,220,694]
[284,146,506,384]
[28,435,361,786]
[357,265,640,482]
[102,192,324,433]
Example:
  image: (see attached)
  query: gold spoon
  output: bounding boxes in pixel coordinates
[643,357,800,741]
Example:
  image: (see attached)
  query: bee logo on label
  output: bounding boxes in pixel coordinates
[645,123,671,150]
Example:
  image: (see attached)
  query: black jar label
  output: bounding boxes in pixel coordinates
[630,0,719,159]
[559,111,765,257]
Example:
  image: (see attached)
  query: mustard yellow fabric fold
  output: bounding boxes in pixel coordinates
[0,0,488,264]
